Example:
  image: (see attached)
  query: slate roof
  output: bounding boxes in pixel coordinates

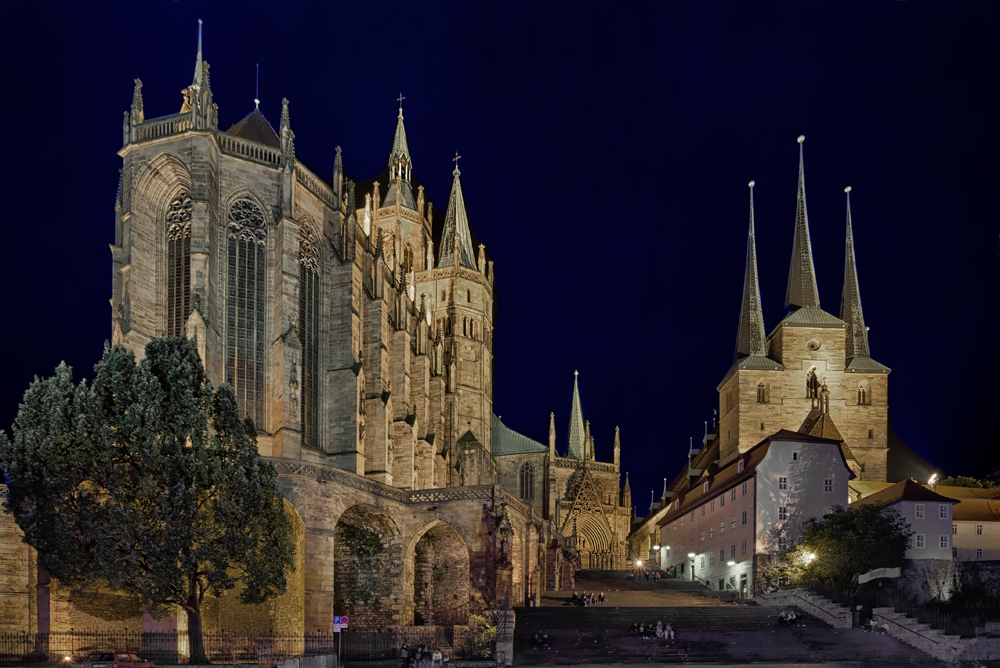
[226,107,280,147]
[952,500,1000,522]
[381,178,417,210]
[718,354,785,388]
[850,478,959,509]
[773,306,847,332]
[436,168,478,269]
[846,356,891,374]
[735,182,768,360]
[807,413,844,442]
[491,414,547,456]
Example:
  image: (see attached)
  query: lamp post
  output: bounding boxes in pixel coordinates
[688,552,696,582]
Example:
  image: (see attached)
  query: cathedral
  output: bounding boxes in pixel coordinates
[0,22,631,635]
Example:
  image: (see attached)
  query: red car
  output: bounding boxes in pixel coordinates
[82,651,154,668]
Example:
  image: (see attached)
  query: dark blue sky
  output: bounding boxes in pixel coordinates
[4,1,998,510]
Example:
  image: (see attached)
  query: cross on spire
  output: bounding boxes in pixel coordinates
[452,151,462,172]
[397,92,405,108]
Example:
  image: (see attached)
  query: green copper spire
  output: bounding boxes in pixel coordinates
[566,370,585,459]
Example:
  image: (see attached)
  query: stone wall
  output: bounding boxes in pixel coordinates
[0,490,30,632]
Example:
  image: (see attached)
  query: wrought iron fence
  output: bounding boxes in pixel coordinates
[0,629,493,667]
[817,587,1000,638]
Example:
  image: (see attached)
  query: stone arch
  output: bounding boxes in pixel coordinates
[403,520,471,627]
[575,514,613,569]
[134,152,192,208]
[333,505,403,630]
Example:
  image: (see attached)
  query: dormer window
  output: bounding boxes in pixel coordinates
[738,459,745,473]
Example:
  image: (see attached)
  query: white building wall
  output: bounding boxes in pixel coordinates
[755,440,850,554]
[953,519,1000,561]
[893,500,953,560]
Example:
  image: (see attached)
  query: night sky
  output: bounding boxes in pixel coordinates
[5,1,998,513]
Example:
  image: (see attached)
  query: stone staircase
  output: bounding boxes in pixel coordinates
[514,604,934,665]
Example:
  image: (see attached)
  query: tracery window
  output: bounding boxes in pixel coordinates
[756,381,767,403]
[166,190,193,336]
[519,462,534,501]
[300,225,321,448]
[857,380,871,406]
[226,198,267,427]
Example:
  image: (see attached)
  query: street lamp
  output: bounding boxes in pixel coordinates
[727,561,735,566]
[688,553,696,582]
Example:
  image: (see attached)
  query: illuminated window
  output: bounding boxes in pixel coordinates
[710,526,714,539]
[227,198,267,428]
[720,521,725,535]
[824,507,833,516]
[166,190,193,336]
[731,515,736,529]
[701,531,705,542]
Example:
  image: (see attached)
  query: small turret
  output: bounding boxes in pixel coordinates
[621,472,632,509]
[613,426,620,467]
[280,98,295,166]
[548,412,556,456]
[130,79,144,125]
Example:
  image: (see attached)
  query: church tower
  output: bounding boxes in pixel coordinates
[717,137,890,481]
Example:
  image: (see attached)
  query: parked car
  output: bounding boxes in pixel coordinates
[82,651,154,668]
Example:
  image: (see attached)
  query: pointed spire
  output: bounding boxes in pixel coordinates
[131,79,144,124]
[613,426,620,466]
[548,412,556,455]
[192,19,204,87]
[584,420,592,461]
[662,478,669,499]
[736,180,768,360]
[785,135,821,310]
[567,370,585,459]
[436,158,477,269]
[388,94,412,172]
[840,186,871,360]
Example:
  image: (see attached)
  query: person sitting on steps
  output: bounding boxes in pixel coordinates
[664,623,675,641]
[629,622,639,636]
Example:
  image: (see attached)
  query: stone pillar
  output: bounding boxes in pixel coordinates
[271,216,302,459]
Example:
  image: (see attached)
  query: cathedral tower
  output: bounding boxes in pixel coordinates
[717,138,890,481]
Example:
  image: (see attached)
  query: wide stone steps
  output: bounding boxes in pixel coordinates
[516,605,826,631]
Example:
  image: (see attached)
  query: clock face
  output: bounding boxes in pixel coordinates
[807,340,821,352]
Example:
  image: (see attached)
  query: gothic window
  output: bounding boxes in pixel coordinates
[166,190,193,336]
[756,381,767,403]
[463,318,467,337]
[226,198,267,427]
[806,368,819,398]
[467,289,472,303]
[300,225,321,449]
[403,244,413,275]
[857,380,871,406]
[442,289,447,302]
[519,462,534,501]
[471,320,476,339]
[445,317,452,335]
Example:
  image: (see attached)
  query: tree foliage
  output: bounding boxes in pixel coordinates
[938,476,995,489]
[768,503,913,592]
[0,337,294,660]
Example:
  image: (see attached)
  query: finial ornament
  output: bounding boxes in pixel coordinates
[845,186,852,193]
[797,135,805,144]
[254,63,259,108]
[748,180,755,188]
[574,369,579,376]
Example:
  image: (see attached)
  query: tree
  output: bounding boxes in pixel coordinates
[773,503,913,592]
[938,476,995,489]
[0,337,294,662]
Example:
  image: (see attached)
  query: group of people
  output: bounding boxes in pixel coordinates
[570,590,605,606]
[626,571,664,582]
[629,621,675,641]
[398,643,444,668]
[861,617,890,635]
[777,610,799,627]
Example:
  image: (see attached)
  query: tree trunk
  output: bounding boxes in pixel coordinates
[185,594,208,664]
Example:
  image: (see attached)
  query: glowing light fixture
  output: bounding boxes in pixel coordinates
[928,473,938,486]
[727,561,735,566]
[806,552,816,562]
[687,552,696,558]
[636,560,643,567]
[653,544,660,551]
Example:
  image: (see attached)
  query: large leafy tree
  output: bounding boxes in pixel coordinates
[0,337,294,661]
[771,503,913,592]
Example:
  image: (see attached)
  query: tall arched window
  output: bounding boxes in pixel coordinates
[519,462,535,501]
[166,190,193,336]
[806,368,819,398]
[463,317,468,336]
[471,320,476,339]
[756,381,766,403]
[403,244,413,275]
[467,289,472,303]
[857,381,871,406]
[226,198,267,427]
[300,226,321,448]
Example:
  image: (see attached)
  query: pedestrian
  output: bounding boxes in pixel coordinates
[664,623,674,641]
[571,591,579,605]
[598,592,605,603]
[400,643,410,668]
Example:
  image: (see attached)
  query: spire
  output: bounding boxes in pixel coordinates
[785,135,821,310]
[567,370,585,459]
[280,98,295,164]
[735,180,768,360]
[613,426,620,467]
[548,412,556,455]
[192,19,204,87]
[436,159,477,269]
[388,94,412,170]
[840,186,871,360]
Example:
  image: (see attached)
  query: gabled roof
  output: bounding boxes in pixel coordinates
[807,413,844,442]
[851,478,959,509]
[382,178,417,210]
[772,305,846,333]
[952,500,1000,522]
[846,356,891,374]
[226,107,280,148]
[718,354,785,389]
[491,414,547,456]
